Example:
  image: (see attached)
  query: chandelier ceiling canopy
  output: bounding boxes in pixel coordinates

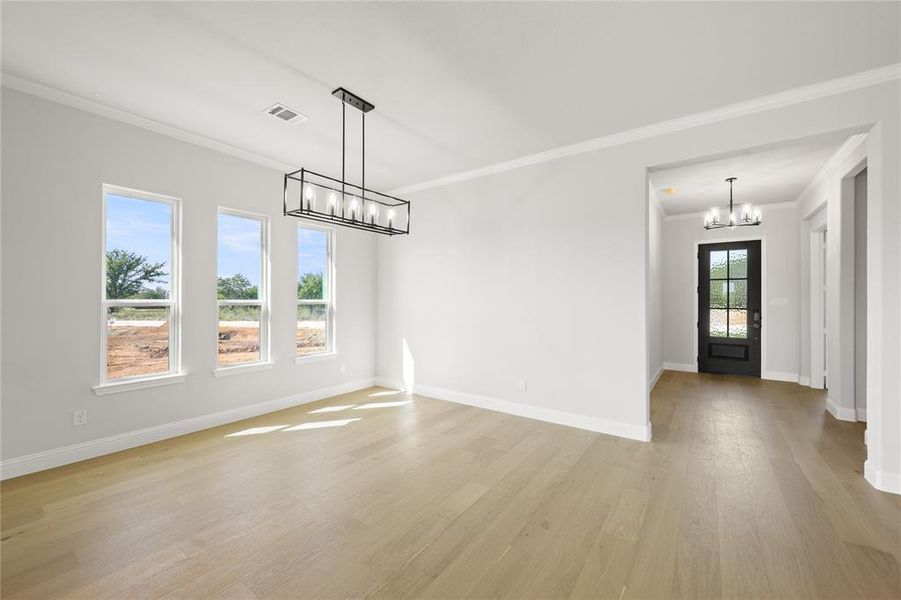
[283,87,410,236]
[704,177,761,230]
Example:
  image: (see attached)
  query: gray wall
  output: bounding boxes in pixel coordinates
[855,168,868,415]
[648,191,664,385]
[1,88,377,460]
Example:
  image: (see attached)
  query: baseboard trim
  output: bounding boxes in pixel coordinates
[663,362,697,373]
[825,396,857,422]
[856,408,867,422]
[799,376,810,386]
[375,378,651,442]
[865,460,901,495]
[0,378,375,480]
[649,365,664,392]
[763,371,799,383]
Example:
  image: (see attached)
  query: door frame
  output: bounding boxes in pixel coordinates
[808,210,827,390]
[693,235,767,377]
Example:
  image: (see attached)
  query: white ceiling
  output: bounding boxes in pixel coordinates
[2,2,899,191]
[649,131,852,216]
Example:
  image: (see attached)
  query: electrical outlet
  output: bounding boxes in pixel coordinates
[72,409,88,427]
[339,363,347,375]
[518,379,528,392]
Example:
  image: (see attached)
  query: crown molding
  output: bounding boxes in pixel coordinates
[391,63,901,196]
[664,199,798,223]
[2,63,897,193]
[1,72,296,174]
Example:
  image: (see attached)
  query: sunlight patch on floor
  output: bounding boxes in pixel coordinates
[309,404,356,414]
[368,390,404,397]
[225,425,290,437]
[282,418,361,431]
[354,400,412,410]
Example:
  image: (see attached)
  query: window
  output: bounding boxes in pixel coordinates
[218,209,269,368]
[297,225,333,357]
[709,249,748,338]
[101,185,180,383]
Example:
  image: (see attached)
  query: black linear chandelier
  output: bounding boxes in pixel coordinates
[704,177,762,230]
[283,88,410,235]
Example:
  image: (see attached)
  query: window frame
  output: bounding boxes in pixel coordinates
[99,184,182,387]
[216,207,271,371]
[296,223,335,360]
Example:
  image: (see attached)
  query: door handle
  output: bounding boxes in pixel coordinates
[752,309,761,329]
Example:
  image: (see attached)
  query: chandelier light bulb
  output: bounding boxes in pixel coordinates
[388,208,395,229]
[712,207,720,224]
[742,203,751,221]
[328,192,337,216]
[754,208,762,223]
[368,202,378,224]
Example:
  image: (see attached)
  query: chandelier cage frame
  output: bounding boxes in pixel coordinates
[283,87,411,236]
[703,177,762,231]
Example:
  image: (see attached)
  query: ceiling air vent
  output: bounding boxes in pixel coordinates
[265,103,308,125]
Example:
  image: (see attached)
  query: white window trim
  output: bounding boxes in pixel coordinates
[93,373,186,396]
[215,207,271,371]
[213,361,275,377]
[99,184,183,391]
[297,223,336,360]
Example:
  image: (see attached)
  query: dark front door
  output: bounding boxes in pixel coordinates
[698,240,761,376]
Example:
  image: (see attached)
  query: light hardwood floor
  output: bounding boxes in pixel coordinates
[2,372,899,599]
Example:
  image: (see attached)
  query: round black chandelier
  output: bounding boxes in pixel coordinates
[704,177,762,230]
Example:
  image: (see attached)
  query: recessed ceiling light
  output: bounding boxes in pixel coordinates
[265,103,308,125]
[662,187,678,196]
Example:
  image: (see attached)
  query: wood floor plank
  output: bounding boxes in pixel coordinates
[1,376,897,599]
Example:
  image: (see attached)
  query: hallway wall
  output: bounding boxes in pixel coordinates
[661,203,802,380]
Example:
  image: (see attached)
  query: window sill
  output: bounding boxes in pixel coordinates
[295,351,337,365]
[213,362,275,377]
[93,373,187,396]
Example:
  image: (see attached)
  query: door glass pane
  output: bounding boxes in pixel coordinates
[217,213,262,300]
[105,194,172,299]
[298,304,328,355]
[106,306,169,379]
[710,281,728,308]
[729,280,747,308]
[709,309,728,337]
[728,249,747,278]
[218,305,261,366]
[729,309,748,338]
[710,251,728,279]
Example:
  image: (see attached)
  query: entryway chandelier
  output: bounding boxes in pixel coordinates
[283,88,410,236]
[704,177,761,230]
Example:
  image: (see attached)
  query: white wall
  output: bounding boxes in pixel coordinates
[855,169,868,417]
[376,150,653,440]
[376,79,900,491]
[647,188,664,388]
[662,203,801,379]
[798,137,868,424]
[0,89,377,464]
